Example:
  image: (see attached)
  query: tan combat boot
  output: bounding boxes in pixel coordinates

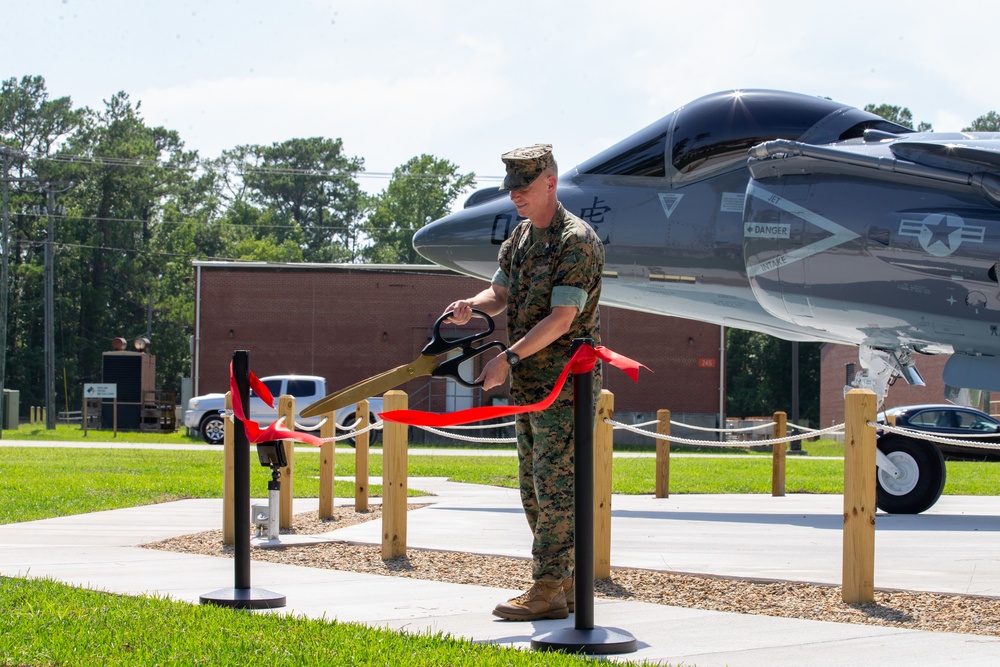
[492,578,568,621]
[563,577,575,613]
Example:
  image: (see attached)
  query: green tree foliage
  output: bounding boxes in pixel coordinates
[236,138,366,263]
[863,103,932,132]
[0,76,84,410]
[361,155,475,264]
[963,111,1000,132]
[725,330,821,426]
[0,76,476,416]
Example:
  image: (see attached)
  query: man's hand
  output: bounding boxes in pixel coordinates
[444,300,473,325]
[476,353,510,390]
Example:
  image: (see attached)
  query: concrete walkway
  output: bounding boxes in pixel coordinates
[1,465,999,665]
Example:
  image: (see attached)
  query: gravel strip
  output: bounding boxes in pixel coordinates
[145,506,1000,637]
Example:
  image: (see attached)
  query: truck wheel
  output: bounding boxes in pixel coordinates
[341,412,381,447]
[875,437,946,514]
[201,414,226,445]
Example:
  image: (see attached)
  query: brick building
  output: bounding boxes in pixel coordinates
[192,261,725,442]
[819,344,955,429]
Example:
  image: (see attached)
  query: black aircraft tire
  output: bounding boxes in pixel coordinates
[875,436,946,514]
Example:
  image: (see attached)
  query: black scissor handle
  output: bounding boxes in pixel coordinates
[424,309,507,388]
[422,309,497,355]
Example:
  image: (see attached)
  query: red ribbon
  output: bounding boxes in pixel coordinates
[229,362,324,447]
[379,345,649,427]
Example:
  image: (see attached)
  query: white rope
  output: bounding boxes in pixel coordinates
[607,419,847,448]
[434,421,516,430]
[872,421,1000,451]
[630,418,778,433]
[292,417,328,432]
[788,421,838,434]
[416,425,517,444]
[674,419,775,433]
[327,420,383,443]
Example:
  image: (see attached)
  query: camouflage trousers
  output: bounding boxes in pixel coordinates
[514,366,601,581]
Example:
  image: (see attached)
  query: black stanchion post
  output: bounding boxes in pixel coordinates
[200,350,286,610]
[531,339,637,654]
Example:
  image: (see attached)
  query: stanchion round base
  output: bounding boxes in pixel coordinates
[200,587,286,610]
[531,626,637,655]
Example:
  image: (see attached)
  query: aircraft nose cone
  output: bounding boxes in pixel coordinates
[412,196,516,281]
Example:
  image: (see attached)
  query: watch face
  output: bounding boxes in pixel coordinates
[506,350,519,366]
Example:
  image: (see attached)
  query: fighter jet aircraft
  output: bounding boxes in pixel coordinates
[412,89,1000,513]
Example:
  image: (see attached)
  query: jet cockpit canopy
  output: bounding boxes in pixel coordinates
[576,89,911,185]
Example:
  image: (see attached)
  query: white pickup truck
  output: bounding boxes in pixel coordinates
[183,374,382,445]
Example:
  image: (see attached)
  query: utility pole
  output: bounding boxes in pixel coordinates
[39,180,73,430]
[0,147,34,437]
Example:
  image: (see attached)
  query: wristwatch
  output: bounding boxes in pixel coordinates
[504,349,520,368]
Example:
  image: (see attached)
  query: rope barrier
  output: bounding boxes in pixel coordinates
[291,417,328,432]
[607,420,847,448]
[228,406,1000,453]
[670,419,776,433]
[872,421,1000,450]
[418,424,518,444]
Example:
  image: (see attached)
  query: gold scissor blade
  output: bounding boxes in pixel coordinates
[299,354,438,418]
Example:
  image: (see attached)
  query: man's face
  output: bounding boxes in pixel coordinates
[508,172,552,225]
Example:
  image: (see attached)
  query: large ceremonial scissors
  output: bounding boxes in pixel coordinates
[299,309,506,418]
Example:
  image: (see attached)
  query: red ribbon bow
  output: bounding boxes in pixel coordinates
[229,362,324,447]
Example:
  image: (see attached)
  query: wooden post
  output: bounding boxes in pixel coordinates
[319,412,335,519]
[594,390,614,579]
[772,411,787,497]
[655,409,670,498]
[222,391,235,545]
[843,388,877,603]
[355,399,370,512]
[278,394,295,529]
[382,391,407,559]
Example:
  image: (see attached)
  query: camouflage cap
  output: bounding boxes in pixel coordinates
[500,144,554,191]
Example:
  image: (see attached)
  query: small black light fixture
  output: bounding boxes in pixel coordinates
[687,336,695,346]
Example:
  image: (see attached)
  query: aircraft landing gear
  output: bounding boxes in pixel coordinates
[875,436,947,514]
[849,345,946,513]
[846,345,925,408]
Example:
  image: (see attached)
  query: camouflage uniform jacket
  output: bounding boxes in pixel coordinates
[497,203,603,404]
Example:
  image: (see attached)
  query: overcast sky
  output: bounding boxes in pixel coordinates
[8,0,1000,195]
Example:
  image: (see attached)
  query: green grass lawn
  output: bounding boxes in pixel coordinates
[0,576,647,667]
[4,436,999,525]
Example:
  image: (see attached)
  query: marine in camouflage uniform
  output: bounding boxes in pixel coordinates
[496,195,603,583]
[441,144,603,620]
